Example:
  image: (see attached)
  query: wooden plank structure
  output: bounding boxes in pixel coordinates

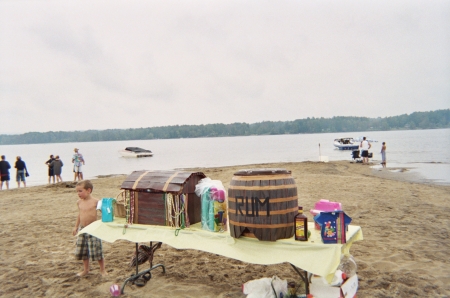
[228,168,299,241]
[121,170,206,226]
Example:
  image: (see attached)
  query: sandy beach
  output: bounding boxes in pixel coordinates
[0,161,449,298]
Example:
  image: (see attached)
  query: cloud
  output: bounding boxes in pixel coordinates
[0,0,449,134]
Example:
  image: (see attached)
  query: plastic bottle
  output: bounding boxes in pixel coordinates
[294,206,308,241]
[337,254,357,277]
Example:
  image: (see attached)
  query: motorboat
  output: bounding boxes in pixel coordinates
[119,147,153,158]
[353,136,378,143]
[333,138,359,150]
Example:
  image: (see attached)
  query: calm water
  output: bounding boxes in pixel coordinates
[0,128,449,188]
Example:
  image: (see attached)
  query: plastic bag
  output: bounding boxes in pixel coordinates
[195,178,227,232]
[242,276,287,298]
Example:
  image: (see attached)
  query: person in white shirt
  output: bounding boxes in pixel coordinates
[72,148,85,181]
[360,137,371,164]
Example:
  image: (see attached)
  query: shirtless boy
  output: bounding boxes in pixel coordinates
[72,180,107,276]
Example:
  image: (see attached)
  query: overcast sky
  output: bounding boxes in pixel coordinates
[0,0,449,135]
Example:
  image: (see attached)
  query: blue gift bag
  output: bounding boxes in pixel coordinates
[101,198,115,222]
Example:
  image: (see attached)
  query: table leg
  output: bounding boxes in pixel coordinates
[289,263,309,295]
[121,242,166,294]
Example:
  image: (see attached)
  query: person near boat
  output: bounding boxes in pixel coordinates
[360,137,371,164]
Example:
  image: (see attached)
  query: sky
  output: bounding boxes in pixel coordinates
[0,0,449,135]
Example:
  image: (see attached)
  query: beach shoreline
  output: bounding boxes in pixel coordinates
[1,161,449,297]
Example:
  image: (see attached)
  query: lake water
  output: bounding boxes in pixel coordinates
[0,128,449,188]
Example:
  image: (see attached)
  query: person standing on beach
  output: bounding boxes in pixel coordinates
[381,142,387,168]
[0,155,11,190]
[51,155,64,182]
[360,137,371,165]
[72,180,107,277]
[14,156,28,188]
[45,155,56,184]
[72,148,85,181]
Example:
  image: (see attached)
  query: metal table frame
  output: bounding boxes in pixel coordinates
[290,263,311,295]
[121,241,166,294]
[120,243,311,295]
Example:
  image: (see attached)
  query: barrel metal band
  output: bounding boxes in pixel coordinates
[228,196,298,203]
[132,171,150,190]
[229,184,296,191]
[228,206,298,216]
[229,220,294,229]
[232,174,293,181]
[162,171,180,192]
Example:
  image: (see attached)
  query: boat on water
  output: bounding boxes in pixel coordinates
[353,136,378,143]
[119,147,153,158]
[333,138,360,150]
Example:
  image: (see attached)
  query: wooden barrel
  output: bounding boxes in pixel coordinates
[228,168,298,241]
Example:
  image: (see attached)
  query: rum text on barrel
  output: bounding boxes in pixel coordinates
[235,196,270,217]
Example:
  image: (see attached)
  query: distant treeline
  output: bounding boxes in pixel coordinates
[1,109,449,145]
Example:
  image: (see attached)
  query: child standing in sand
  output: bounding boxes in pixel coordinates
[72,180,107,276]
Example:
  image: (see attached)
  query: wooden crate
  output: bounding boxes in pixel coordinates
[134,192,201,226]
[121,170,206,226]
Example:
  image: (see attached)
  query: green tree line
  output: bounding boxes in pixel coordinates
[1,109,448,145]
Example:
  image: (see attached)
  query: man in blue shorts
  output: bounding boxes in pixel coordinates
[14,156,27,188]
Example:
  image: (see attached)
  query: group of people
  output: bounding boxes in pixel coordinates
[45,148,86,183]
[0,148,86,190]
[45,148,84,184]
[45,154,64,183]
[359,137,387,167]
[0,155,28,189]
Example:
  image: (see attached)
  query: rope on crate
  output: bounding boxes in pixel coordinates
[163,193,167,226]
[130,191,135,224]
[172,195,185,227]
[183,193,190,227]
[165,193,186,235]
[125,190,131,224]
[166,193,174,227]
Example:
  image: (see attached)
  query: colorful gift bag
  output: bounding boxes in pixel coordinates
[314,211,352,244]
[213,198,227,232]
[196,179,227,232]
